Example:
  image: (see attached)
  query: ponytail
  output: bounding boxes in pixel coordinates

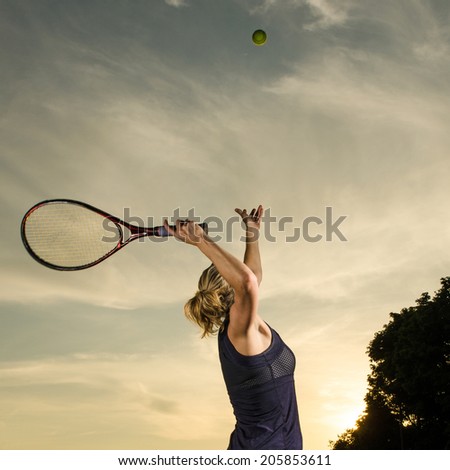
[184,264,234,337]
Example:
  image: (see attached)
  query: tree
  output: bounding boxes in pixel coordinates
[331,277,450,449]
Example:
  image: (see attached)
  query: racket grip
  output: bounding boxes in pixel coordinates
[156,222,208,237]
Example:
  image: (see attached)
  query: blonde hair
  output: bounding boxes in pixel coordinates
[184,264,234,338]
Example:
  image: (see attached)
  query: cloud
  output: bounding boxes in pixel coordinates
[149,396,179,414]
[243,0,351,30]
[413,25,450,64]
[0,260,192,309]
[303,0,350,30]
[0,350,232,449]
[264,47,449,133]
[164,0,188,7]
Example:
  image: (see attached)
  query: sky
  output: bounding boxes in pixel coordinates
[1,0,450,450]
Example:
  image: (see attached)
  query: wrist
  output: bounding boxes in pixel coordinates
[245,226,260,243]
[197,233,213,250]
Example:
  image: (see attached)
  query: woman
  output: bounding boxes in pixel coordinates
[163,205,302,450]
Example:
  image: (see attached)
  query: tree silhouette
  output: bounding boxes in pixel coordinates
[331,277,450,449]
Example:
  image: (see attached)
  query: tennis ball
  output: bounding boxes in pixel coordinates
[252,29,267,46]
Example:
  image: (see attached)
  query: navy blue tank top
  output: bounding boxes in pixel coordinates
[218,322,303,450]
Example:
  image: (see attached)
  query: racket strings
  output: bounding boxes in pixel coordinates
[23,203,121,268]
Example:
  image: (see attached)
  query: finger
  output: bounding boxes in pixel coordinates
[163,219,175,236]
[180,219,192,231]
[171,219,184,238]
[257,205,263,219]
[175,219,183,235]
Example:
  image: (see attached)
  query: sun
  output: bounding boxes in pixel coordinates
[336,405,365,430]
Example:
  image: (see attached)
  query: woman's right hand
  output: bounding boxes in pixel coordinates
[163,219,206,246]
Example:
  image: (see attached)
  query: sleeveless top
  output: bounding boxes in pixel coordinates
[218,321,303,450]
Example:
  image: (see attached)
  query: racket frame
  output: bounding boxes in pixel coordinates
[21,199,207,271]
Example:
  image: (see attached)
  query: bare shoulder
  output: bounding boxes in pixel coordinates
[227,314,272,356]
[227,271,270,355]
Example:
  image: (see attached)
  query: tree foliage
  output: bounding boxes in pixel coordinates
[331,277,450,449]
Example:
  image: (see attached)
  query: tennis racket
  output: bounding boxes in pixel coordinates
[21,199,208,271]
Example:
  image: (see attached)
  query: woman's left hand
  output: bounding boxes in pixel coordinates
[235,205,263,230]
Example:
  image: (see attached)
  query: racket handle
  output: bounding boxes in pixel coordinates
[156,222,208,237]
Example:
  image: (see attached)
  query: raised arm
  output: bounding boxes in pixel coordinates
[163,218,257,295]
[163,218,261,336]
[235,205,263,285]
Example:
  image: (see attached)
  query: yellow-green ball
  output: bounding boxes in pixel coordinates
[252,29,267,46]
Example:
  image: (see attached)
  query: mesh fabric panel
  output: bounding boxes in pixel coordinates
[240,344,295,389]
